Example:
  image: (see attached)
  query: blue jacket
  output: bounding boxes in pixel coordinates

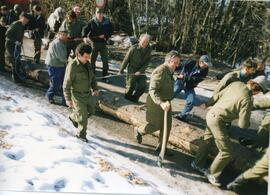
[176,60,208,89]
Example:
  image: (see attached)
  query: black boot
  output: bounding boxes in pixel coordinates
[69,117,78,128]
[227,174,246,191]
[134,127,142,144]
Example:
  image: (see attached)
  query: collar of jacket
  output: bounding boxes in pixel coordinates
[93,16,110,25]
[75,58,90,67]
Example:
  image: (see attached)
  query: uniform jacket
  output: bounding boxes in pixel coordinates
[120,43,152,74]
[5,21,24,44]
[63,58,98,101]
[59,18,85,39]
[206,81,253,129]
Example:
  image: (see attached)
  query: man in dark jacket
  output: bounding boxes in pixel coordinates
[28,5,46,64]
[82,7,113,78]
[5,12,30,83]
[0,6,9,22]
[7,4,22,25]
[0,16,7,72]
[173,55,211,121]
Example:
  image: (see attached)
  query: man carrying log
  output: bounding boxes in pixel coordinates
[173,55,211,122]
[134,51,180,152]
[82,7,113,80]
[45,30,68,105]
[213,58,257,95]
[5,12,30,83]
[227,81,270,191]
[119,33,152,103]
[63,43,99,143]
[191,76,265,186]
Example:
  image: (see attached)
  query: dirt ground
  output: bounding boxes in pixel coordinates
[1,38,267,195]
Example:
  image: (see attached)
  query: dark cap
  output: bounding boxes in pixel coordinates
[96,7,104,13]
[33,5,42,12]
[20,12,31,20]
[199,55,213,67]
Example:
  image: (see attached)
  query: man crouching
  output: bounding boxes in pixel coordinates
[63,43,99,142]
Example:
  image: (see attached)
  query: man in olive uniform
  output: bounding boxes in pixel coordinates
[191,78,264,186]
[211,58,257,97]
[82,7,113,78]
[240,76,270,147]
[119,33,152,102]
[5,13,30,83]
[63,43,99,142]
[227,92,270,191]
[134,51,180,151]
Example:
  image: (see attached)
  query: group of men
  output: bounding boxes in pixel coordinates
[135,52,269,190]
[0,2,269,192]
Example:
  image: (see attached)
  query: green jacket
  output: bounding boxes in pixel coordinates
[120,44,152,74]
[59,18,85,38]
[149,64,174,105]
[207,81,253,129]
[213,70,251,95]
[5,21,24,44]
[63,58,98,101]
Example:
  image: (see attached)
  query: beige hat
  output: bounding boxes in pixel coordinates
[252,75,270,93]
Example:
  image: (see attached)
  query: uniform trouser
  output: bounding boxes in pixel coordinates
[91,42,109,76]
[5,42,22,82]
[255,113,270,147]
[243,148,268,179]
[70,93,96,138]
[125,75,147,101]
[139,95,172,144]
[0,46,5,71]
[67,40,82,59]
[173,79,196,117]
[194,112,233,178]
[46,66,66,104]
[33,38,42,63]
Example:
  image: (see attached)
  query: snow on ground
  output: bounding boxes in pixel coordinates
[0,82,184,194]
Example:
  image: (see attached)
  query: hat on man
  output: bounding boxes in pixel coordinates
[200,55,213,67]
[252,75,270,94]
[96,7,104,13]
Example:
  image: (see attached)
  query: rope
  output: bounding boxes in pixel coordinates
[95,73,147,80]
